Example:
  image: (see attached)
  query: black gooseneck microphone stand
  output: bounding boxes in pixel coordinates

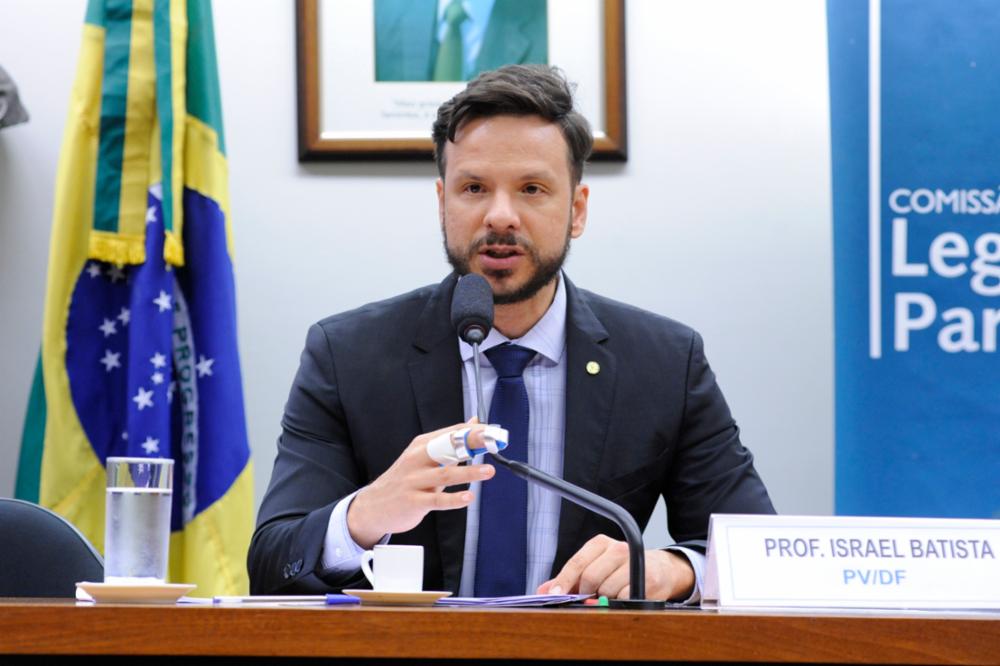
[468,334,665,611]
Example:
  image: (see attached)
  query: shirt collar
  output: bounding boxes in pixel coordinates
[459,273,567,365]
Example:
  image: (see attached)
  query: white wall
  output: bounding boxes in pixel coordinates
[0,1,833,545]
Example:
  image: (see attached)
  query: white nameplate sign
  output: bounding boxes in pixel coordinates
[703,514,1000,609]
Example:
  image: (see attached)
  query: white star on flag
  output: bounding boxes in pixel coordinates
[153,290,172,313]
[100,350,121,372]
[121,431,129,440]
[99,318,118,337]
[196,355,215,378]
[167,382,176,404]
[133,387,154,411]
[145,205,157,224]
[107,265,125,282]
[86,263,101,278]
[152,371,164,385]
[140,436,160,454]
[117,307,131,325]
[150,352,167,369]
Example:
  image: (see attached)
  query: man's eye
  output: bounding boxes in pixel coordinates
[523,184,543,194]
[464,183,483,194]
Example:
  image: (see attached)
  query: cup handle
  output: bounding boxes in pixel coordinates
[360,550,375,587]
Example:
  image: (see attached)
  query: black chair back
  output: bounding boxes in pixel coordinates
[0,497,104,596]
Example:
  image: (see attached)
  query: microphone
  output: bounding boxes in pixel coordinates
[448,273,666,610]
[451,273,493,424]
[450,273,494,345]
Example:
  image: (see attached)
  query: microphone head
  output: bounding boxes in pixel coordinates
[451,273,494,345]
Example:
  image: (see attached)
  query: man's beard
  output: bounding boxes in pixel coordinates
[444,224,572,305]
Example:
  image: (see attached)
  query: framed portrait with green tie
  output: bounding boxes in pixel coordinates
[296,0,626,160]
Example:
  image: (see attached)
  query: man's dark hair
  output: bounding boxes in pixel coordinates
[432,64,593,184]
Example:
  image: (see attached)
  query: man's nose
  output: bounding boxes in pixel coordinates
[483,192,520,230]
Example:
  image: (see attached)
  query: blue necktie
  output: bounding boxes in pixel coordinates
[474,343,536,597]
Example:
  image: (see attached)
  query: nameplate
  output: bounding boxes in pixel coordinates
[702,514,1000,609]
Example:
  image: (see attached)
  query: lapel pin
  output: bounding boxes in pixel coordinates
[586,361,600,375]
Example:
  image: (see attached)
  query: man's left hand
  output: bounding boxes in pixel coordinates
[536,535,695,601]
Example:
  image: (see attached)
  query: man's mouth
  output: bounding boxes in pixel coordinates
[477,245,525,272]
[481,246,523,259]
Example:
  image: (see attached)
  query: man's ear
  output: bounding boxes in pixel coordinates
[570,183,589,238]
[436,178,445,226]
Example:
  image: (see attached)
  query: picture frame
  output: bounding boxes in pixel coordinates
[296,0,627,161]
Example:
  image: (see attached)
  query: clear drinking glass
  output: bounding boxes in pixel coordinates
[104,457,174,584]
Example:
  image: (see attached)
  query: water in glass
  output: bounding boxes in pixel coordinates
[104,487,172,583]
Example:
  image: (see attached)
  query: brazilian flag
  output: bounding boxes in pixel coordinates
[15,0,253,596]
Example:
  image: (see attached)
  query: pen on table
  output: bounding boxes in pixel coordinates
[325,594,362,605]
[212,594,361,605]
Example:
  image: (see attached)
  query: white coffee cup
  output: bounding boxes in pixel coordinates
[360,544,423,592]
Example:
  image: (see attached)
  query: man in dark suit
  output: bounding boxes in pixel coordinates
[249,65,774,600]
[374,0,548,81]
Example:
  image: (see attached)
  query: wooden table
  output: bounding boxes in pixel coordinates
[0,599,997,664]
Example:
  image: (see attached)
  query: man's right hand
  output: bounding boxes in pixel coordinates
[346,421,496,549]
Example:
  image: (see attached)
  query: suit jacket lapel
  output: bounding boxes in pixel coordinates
[407,274,467,593]
[554,278,616,573]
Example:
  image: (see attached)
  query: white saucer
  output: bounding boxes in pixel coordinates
[76,581,196,604]
[342,589,451,606]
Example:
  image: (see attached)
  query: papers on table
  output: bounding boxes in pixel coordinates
[436,594,592,607]
[201,593,589,608]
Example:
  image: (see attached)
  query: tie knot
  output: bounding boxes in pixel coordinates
[444,0,468,26]
[485,344,536,379]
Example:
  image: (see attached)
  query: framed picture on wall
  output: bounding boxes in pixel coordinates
[296,0,627,161]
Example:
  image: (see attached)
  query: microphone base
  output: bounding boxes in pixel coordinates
[607,598,668,610]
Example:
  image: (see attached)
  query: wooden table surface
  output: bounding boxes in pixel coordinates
[1,598,998,664]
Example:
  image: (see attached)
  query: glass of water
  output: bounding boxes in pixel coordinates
[104,457,173,584]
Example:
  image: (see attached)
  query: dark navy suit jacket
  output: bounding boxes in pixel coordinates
[248,274,774,594]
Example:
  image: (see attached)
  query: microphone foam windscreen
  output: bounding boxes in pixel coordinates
[451,273,494,342]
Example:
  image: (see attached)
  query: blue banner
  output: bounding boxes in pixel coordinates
[829,0,1000,518]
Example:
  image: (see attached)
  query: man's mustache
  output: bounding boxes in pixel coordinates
[471,232,525,250]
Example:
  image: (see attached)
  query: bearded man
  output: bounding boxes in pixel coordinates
[249,65,774,602]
